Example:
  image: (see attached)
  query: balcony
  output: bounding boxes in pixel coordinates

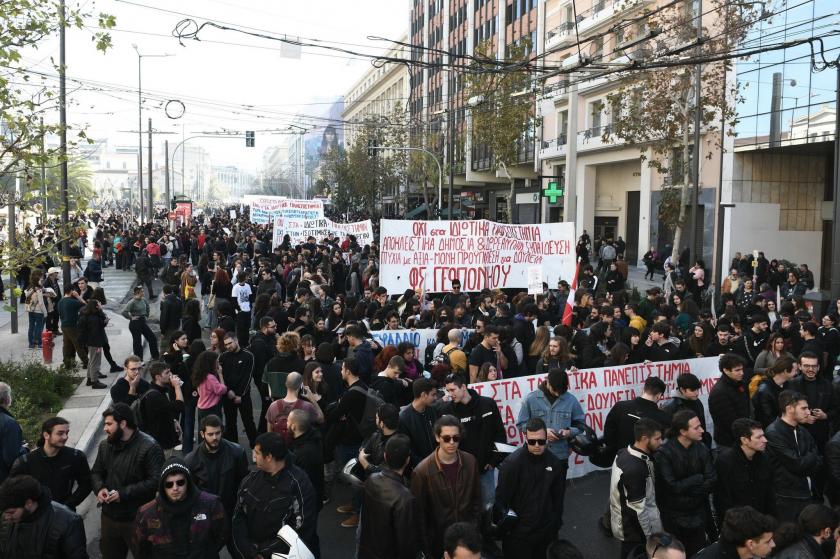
[546,21,575,51]
[542,79,570,103]
[578,124,613,151]
[577,0,654,35]
[539,134,568,161]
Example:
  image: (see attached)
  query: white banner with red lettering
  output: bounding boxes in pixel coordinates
[272,217,374,247]
[471,357,722,479]
[248,197,324,225]
[379,219,576,293]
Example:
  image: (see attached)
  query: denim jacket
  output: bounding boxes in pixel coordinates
[516,385,585,460]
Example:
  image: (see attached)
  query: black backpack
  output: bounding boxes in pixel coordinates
[349,385,385,439]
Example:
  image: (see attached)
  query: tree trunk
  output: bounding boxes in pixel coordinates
[671,111,693,264]
[501,162,515,224]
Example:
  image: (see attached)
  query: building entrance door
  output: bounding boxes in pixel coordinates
[594,216,618,243]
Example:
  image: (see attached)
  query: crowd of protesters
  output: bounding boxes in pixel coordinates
[6,206,840,559]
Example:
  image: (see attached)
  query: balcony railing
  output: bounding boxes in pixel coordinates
[546,21,575,42]
[541,133,568,150]
[582,124,612,141]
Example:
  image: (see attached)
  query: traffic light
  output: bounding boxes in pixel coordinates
[245,131,255,148]
[171,197,176,210]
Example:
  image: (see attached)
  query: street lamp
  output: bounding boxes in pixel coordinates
[132,44,173,223]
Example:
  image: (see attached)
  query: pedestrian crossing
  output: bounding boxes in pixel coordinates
[77,228,139,309]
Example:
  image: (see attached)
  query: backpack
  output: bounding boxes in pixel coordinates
[349,385,385,439]
[130,390,155,431]
[431,346,458,369]
[270,399,308,444]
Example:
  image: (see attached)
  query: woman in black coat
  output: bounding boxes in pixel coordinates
[78,299,108,388]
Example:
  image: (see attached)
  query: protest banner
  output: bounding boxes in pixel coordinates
[471,356,721,479]
[379,219,576,293]
[272,217,374,247]
[368,328,473,366]
[249,197,324,224]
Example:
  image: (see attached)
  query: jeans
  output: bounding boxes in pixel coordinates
[180,402,196,453]
[479,467,497,511]
[129,317,159,360]
[336,443,361,512]
[28,312,45,347]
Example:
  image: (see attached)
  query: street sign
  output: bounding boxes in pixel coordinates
[542,180,564,203]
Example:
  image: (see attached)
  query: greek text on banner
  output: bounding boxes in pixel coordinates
[471,356,721,480]
[378,219,576,293]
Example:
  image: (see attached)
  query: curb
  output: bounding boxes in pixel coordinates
[75,390,112,457]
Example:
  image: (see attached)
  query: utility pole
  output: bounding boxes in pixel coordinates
[447,70,454,219]
[40,118,47,224]
[688,0,703,267]
[147,117,153,219]
[164,140,170,208]
[59,0,71,294]
[830,65,840,299]
[136,49,144,224]
[564,82,579,230]
[8,171,18,334]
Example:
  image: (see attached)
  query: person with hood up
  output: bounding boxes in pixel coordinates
[133,458,227,559]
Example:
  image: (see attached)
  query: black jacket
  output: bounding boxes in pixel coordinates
[751,379,787,428]
[184,439,249,512]
[788,375,839,449]
[78,309,107,348]
[158,294,182,337]
[604,397,673,453]
[398,404,440,467]
[10,447,92,511]
[440,390,506,470]
[358,469,420,559]
[220,349,255,397]
[495,445,567,539]
[90,429,164,520]
[232,464,318,559]
[0,407,26,484]
[289,428,325,508]
[0,489,87,559]
[692,541,741,559]
[654,439,716,530]
[708,374,750,447]
[370,375,410,407]
[822,430,840,505]
[713,445,776,517]
[109,377,151,406]
[141,383,184,450]
[765,417,822,500]
[247,331,276,386]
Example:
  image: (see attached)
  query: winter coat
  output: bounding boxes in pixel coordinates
[438,389,506,469]
[708,374,750,447]
[0,489,87,559]
[610,445,661,543]
[654,438,716,530]
[358,469,420,559]
[713,445,776,517]
[765,417,822,500]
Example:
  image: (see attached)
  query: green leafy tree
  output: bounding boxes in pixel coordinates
[26,155,94,212]
[0,1,114,287]
[408,124,443,217]
[466,39,534,223]
[603,0,762,261]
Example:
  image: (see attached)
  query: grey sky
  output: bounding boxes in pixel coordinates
[22,0,409,170]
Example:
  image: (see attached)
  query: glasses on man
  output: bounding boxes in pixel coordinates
[527,438,547,446]
[127,366,142,372]
[164,478,187,489]
[440,435,460,444]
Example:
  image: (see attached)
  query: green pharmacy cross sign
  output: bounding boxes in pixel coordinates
[542,180,564,203]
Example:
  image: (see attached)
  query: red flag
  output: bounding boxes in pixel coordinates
[562,259,580,327]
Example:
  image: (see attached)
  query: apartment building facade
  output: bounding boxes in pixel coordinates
[409,0,540,222]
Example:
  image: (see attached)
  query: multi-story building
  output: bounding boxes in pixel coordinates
[85,139,140,205]
[409,0,539,221]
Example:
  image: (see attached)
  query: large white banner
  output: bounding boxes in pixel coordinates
[379,219,576,293]
[472,357,722,479]
[249,197,324,225]
[369,328,474,366]
[272,217,374,248]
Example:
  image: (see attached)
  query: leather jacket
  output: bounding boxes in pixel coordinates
[654,438,716,530]
[766,417,822,500]
[410,449,482,559]
[751,379,786,428]
[90,430,164,521]
[358,469,420,559]
[0,490,86,559]
[184,439,249,512]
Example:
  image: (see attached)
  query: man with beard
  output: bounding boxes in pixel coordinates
[232,432,319,559]
[10,417,92,511]
[91,403,164,559]
[248,317,278,435]
[0,474,87,559]
[133,458,227,559]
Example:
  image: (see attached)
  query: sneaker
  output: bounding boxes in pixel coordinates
[99,373,107,379]
[90,381,108,389]
[110,365,124,373]
[85,379,92,386]
[340,514,359,528]
[336,504,354,514]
